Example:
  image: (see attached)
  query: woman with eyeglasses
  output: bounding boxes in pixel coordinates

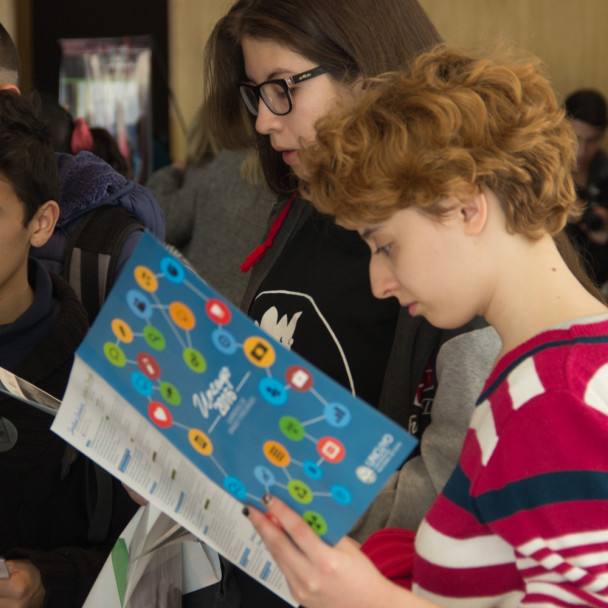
[193,2,501,607]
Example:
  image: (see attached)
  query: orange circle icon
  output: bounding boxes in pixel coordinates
[189,428,213,456]
[111,318,134,343]
[263,440,290,467]
[134,265,159,292]
[169,301,196,331]
[243,336,276,368]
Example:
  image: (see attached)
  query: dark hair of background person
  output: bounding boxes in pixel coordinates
[0,22,21,87]
[38,91,73,153]
[0,89,60,225]
[204,0,443,195]
[565,88,608,129]
[90,126,129,176]
[38,92,129,176]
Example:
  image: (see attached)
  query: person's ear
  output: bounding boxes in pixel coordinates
[458,190,488,236]
[0,84,20,94]
[30,200,59,248]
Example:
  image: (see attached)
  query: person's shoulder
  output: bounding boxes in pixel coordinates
[55,151,165,239]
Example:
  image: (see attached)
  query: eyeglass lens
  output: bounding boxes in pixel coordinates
[240,81,291,116]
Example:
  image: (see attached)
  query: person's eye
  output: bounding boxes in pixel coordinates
[374,243,392,257]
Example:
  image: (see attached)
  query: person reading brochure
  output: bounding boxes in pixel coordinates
[244,45,608,607]
[0,90,136,608]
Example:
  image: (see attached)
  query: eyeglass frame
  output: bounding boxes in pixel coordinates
[239,66,330,116]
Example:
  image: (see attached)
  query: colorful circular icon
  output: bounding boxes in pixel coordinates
[137,352,161,379]
[111,318,133,343]
[303,511,327,536]
[258,377,288,406]
[160,381,181,406]
[126,289,153,320]
[160,256,185,284]
[169,301,196,331]
[205,299,231,325]
[148,401,173,428]
[131,371,154,396]
[325,402,352,428]
[183,347,207,373]
[317,436,346,464]
[211,328,238,355]
[263,440,290,468]
[104,342,126,367]
[143,325,166,351]
[224,476,247,500]
[287,479,313,504]
[243,336,275,368]
[254,465,276,487]
[134,265,159,292]
[189,428,213,455]
[286,365,313,392]
[279,416,305,442]
[330,484,352,505]
[302,460,323,480]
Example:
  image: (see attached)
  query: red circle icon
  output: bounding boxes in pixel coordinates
[205,299,231,325]
[136,352,161,379]
[148,401,173,428]
[286,365,314,392]
[316,436,346,463]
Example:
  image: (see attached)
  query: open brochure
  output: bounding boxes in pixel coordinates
[45,232,417,605]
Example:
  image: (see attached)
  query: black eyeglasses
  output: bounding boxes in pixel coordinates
[239,66,329,116]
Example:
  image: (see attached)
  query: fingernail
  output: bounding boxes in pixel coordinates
[242,506,250,517]
[262,493,273,505]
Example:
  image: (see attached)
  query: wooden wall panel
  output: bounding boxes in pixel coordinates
[169,0,608,160]
[420,0,608,103]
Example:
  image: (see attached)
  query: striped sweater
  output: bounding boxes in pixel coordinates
[413,316,608,607]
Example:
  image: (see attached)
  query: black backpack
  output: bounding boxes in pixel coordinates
[62,205,144,324]
[62,205,144,541]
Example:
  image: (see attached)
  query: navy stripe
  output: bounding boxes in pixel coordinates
[444,467,608,524]
[442,465,478,515]
[476,334,608,406]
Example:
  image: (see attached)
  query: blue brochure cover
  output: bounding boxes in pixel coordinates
[76,232,417,545]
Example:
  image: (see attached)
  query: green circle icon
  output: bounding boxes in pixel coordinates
[287,479,313,504]
[160,382,181,406]
[279,416,305,441]
[143,325,166,351]
[104,342,126,367]
[183,347,206,373]
[303,511,327,536]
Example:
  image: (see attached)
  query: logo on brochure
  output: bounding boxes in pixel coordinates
[360,433,403,479]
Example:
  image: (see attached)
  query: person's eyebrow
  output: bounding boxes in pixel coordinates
[243,69,289,84]
[361,226,379,239]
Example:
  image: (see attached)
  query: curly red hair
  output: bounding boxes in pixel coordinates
[301,44,579,237]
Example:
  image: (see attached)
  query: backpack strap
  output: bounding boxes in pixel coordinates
[63,205,144,324]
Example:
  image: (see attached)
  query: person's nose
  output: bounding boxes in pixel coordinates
[255,100,282,135]
[369,255,400,300]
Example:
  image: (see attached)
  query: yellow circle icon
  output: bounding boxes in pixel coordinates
[134,265,159,292]
[189,428,213,456]
[263,440,290,467]
[111,318,134,343]
[169,301,196,331]
[243,336,276,368]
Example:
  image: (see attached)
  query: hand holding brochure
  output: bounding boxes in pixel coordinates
[52,232,417,604]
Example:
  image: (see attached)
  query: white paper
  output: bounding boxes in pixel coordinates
[55,357,297,606]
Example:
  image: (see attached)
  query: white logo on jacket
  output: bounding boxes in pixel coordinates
[256,307,303,350]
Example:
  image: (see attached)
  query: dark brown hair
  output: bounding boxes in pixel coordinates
[204,0,442,195]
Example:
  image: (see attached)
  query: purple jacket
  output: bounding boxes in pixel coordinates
[31,151,166,279]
